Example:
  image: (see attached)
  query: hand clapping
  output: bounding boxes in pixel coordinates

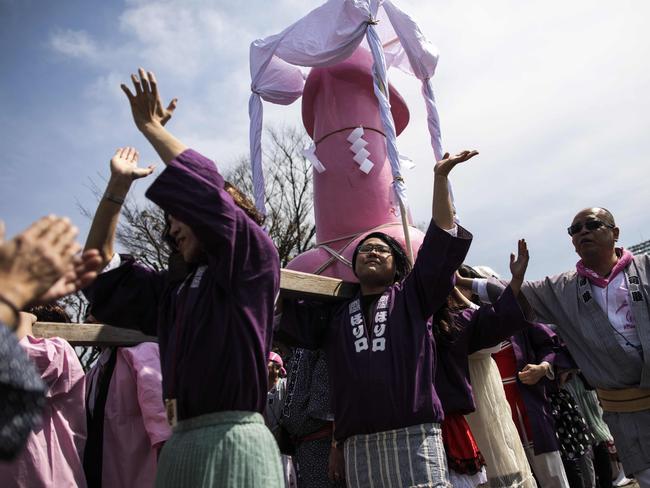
[0,218,103,323]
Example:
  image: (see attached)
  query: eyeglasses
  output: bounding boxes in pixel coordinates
[357,244,392,255]
[567,219,614,237]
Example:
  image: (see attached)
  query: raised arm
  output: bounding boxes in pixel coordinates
[121,68,185,164]
[400,150,478,317]
[465,243,531,352]
[508,239,529,297]
[82,149,168,334]
[432,150,478,230]
[456,240,529,300]
[84,147,155,267]
[462,241,560,325]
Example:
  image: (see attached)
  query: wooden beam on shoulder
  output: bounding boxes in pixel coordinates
[279,268,357,301]
[32,322,157,346]
[33,270,357,345]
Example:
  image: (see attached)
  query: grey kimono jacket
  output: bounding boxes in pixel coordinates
[481,254,650,475]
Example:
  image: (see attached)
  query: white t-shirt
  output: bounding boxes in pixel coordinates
[590,272,641,351]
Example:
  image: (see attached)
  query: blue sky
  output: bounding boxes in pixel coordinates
[1,0,649,280]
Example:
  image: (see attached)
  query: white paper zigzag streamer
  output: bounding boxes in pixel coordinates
[347,127,374,174]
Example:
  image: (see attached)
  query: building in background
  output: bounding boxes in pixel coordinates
[628,239,650,256]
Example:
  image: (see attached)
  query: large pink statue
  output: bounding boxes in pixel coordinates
[286,49,426,282]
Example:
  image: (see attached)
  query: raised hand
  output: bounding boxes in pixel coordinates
[509,239,529,281]
[110,147,155,181]
[120,68,177,132]
[432,149,479,230]
[509,238,529,296]
[434,150,479,178]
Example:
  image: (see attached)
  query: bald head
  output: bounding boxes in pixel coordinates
[573,207,615,227]
[569,207,619,264]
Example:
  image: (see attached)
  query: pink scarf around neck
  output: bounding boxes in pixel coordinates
[576,248,634,288]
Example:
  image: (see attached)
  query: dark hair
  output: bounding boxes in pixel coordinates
[27,304,71,323]
[162,212,178,253]
[456,263,483,306]
[431,303,460,344]
[351,232,412,283]
[457,264,482,280]
[431,263,481,343]
[224,182,265,226]
[161,181,264,251]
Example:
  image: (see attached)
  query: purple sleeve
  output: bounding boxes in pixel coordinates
[402,220,472,318]
[467,286,534,353]
[83,255,166,336]
[145,149,279,292]
[527,323,557,366]
[485,277,560,325]
[551,337,578,371]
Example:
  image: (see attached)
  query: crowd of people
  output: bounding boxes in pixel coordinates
[0,67,648,488]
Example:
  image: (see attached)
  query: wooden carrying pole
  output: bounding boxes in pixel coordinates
[34,269,358,346]
[33,322,157,347]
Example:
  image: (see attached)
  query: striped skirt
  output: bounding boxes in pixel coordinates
[155,410,283,488]
[344,423,452,488]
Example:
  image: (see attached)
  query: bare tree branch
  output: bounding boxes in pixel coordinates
[226,126,316,266]
[72,126,316,362]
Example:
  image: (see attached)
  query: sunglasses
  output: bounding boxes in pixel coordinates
[567,219,614,237]
[357,243,392,255]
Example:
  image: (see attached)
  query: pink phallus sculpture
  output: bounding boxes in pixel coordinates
[286,48,426,282]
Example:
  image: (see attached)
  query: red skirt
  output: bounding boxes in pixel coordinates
[493,342,535,444]
[442,412,486,475]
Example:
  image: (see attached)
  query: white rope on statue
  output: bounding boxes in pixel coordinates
[248,93,266,214]
[421,77,458,221]
[421,78,443,162]
[365,20,414,264]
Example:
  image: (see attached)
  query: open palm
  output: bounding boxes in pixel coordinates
[121,68,177,131]
[110,147,155,180]
[509,239,529,281]
[434,150,479,177]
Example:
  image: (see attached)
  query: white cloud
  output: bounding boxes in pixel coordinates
[49,29,99,60]
[36,0,650,279]
[116,1,252,78]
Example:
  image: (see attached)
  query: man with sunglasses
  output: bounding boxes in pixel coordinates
[461,207,650,487]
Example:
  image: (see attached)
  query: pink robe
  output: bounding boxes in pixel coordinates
[86,343,171,488]
[0,336,87,488]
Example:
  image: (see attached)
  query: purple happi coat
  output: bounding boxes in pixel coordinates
[508,323,571,455]
[435,287,534,416]
[84,149,280,419]
[279,222,472,441]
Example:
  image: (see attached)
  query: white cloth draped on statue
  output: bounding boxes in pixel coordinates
[247,0,444,214]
